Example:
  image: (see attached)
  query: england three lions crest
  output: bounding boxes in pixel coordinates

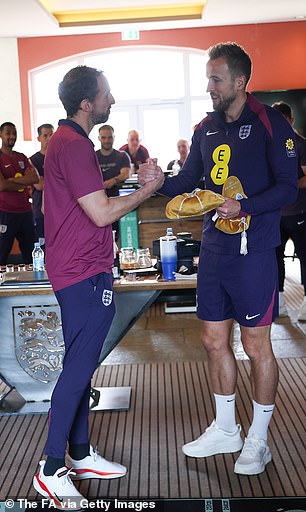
[239,125,252,139]
[102,289,113,306]
[14,306,64,383]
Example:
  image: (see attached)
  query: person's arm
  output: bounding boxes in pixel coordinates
[78,171,164,227]
[103,166,130,189]
[10,164,40,187]
[239,112,298,215]
[297,136,306,188]
[33,175,44,191]
[0,170,25,191]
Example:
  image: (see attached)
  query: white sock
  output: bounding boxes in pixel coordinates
[279,291,285,306]
[214,392,237,432]
[248,400,275,441]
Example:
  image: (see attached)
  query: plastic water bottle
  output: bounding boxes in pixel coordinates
[112,230,120,278]
[32,242,44,271]
[160,227,177,281]
[171,159,180,176]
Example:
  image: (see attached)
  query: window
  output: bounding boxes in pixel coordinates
[30,47,211,169]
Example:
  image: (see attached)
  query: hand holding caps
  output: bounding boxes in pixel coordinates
[165,189,225,219]
[215,176,251,235]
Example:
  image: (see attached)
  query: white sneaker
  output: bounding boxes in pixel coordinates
[33,461,87,510]
[278,292,288,317]
[182,420,243,458]
[297,297,306,322]
[66,445,127,480]
[234,433,272,475]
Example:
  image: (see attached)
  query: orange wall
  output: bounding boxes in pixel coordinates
[18,21,306,139]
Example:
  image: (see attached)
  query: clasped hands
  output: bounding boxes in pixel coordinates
[138,159,165,190]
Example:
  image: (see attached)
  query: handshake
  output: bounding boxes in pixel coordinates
[138,158,164,188]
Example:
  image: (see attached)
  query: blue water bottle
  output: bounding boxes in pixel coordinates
[160,227,177,281]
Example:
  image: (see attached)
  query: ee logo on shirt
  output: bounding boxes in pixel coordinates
[210,144,231,185]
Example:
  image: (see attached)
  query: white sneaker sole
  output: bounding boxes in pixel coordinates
[182,436,243,458]
[33,474,86,510]
[234,449,272,475]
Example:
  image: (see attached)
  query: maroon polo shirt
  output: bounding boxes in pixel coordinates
[44,119,113,291]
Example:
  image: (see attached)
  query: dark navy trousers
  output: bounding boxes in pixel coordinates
[45,272,115,459]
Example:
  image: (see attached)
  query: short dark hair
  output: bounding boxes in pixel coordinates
[0,122,16,132]
[99,124,114,133]
[58,65,103,117]
[208,42,252,86]
[272,101,293,121]
[37,123,54,136]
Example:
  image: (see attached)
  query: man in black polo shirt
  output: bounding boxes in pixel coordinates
[30,123,54,244]
[96,124,131,237]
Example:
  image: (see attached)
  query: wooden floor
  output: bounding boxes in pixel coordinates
[0,255,305,503]
[0,359,305,501]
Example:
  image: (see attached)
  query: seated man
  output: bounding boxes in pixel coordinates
[167,138,190,172]
[96,124,131,238]
[119,129,149,171]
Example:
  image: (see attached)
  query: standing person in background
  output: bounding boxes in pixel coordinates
[96,124,131,240]
[119,129,149,171]
[139,42,297,476]
[30,123,54,245]
[167,138,190,172]
[33,65,164,508]
[272,101,306,321]
[96,124,131,192]
[0,122,39,265]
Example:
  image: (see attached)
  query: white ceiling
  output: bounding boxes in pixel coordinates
[0,0,305,38]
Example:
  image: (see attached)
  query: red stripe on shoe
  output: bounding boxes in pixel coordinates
[34,473,62,508]
[75,468,124,476]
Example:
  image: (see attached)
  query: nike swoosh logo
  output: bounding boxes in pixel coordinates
[245,313,260,320]
[226,398,235,402]
[297,220,305,225]
[54,493,64,503]
[4,164,11,168]
[263,409,274,413]
[206,130,219,136]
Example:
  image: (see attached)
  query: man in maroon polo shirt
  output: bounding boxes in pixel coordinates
[33,65,164,508]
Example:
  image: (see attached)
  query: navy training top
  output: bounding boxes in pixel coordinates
[159,93,298,254]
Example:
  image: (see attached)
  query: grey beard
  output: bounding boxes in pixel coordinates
[91,111,110,125]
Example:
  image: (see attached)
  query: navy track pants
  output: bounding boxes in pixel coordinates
[45,272,115,458]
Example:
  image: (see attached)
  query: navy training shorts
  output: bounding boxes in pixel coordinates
[196,248,278,327]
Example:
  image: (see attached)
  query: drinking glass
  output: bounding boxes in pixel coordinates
[120,248,136,270]
[137,248,152,268]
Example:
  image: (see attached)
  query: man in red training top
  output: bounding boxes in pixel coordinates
[0,122,39,265]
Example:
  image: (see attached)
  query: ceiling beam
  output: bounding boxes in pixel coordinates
[53,3,205,27]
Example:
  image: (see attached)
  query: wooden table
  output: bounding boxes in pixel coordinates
[0,272,197,414]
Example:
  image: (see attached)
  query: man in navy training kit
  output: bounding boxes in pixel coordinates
[271,101,306,321]
[33,65,164,508]
[139,42,297,476]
